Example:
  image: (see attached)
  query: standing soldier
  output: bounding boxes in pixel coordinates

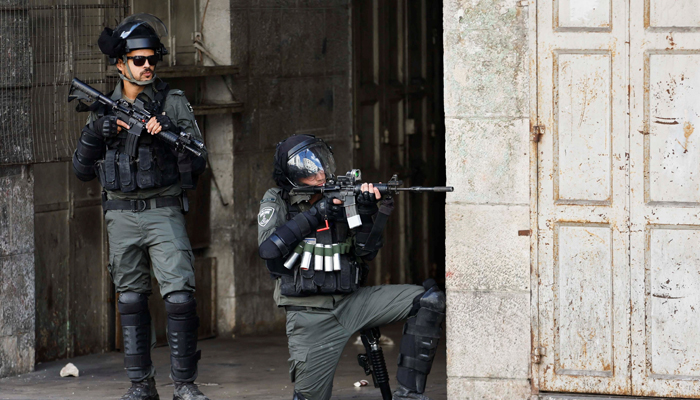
[72,13,210,400]
[258,134,446,400]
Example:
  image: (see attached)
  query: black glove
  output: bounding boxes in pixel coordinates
[93,115,119,138]
[356,190,379,216]
[154,114,174,132]
[380,197,394,209]
[313,196,344,221]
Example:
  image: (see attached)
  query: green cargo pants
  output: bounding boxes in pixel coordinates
[286,284,425,400]
[105,206,196,296]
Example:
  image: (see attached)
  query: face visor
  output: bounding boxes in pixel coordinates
[286,141,336,187]
[117,13,169,40]
[117,14,169,56]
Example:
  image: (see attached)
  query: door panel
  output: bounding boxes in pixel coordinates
[537,0,631,394]
[630,1,700,396]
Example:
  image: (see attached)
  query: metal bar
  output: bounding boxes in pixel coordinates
[2,78,113,90]
[192,103,245,116]
[0,4,124,11]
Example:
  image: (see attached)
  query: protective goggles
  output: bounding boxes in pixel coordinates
[126,55,159,67]
[286,141,336,187]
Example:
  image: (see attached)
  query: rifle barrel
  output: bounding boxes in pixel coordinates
[291,184,454,195]
[395,186,454,192]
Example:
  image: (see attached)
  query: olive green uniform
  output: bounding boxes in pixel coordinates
[258,188,424,400]
[90,81,204,296]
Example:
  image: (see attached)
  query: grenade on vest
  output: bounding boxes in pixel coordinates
[284,238,340,271]
[284,238,316,270]
[314,243,324,272]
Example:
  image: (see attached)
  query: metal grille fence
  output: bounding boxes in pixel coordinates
[0,0,128,165]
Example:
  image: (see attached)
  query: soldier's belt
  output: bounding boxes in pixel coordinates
[102,196,182,212]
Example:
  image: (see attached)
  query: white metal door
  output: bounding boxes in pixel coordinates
[537,0,631,394]
[630,2,700,397]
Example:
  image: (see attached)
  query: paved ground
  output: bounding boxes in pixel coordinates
[0,323,446,400]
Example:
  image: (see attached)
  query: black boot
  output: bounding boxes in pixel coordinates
[173,382,209,400]
[392,384,433,400]
[395,282,445,398]
[120,377,159,400]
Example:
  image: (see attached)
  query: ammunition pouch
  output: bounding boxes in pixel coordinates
[89,81,198,194]
[279,242,368,297]
[273,206,368,296]
[95,140,180,193]
[137,145,162,189]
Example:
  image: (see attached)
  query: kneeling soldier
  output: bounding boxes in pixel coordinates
[258,135,446,400]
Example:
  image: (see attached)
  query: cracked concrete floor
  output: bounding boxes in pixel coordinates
[0,323,446,399]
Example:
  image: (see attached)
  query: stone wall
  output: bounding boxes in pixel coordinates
[0,0,36,379]
[443,0,532,398]
[0,166,35,378]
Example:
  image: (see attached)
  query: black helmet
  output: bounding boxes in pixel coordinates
[273,135,336,190]
[98,13,169,65]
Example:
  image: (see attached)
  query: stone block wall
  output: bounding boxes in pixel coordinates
[0,166,35,378]
[443,0,532,398]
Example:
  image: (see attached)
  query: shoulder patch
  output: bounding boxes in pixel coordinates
[168,89,185,96]
[258,207,276,227]
[186,102,194,113]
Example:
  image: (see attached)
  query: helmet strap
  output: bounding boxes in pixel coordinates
[119,56,156,86]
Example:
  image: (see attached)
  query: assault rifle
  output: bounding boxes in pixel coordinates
[67,78,205,157]
[290,169,454,229]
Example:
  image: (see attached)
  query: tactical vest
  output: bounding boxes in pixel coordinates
[277,203,369,297]
[93,81,182,193]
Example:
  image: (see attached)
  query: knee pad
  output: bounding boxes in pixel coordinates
[397,284,445,393]
[118,292,148,313]
[409,279,445,317]
[164,291,195,308]
[419,286,446,314]
[164,291,200,382]
[117,292,152,382]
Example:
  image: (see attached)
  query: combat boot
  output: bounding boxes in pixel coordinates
[173,382,210,400]
[392,384,433,400]
[120,377,160,400]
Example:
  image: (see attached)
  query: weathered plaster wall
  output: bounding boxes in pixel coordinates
[443,0,532,398]
[208,0,353,336]
[198,0,238,338]
[0,166,35,378]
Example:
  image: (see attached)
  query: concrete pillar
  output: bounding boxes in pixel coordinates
[443,0,532,398]
[199,0,237,337]
[0,165,35,378]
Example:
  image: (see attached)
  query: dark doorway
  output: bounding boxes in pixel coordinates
[352,0,446,286]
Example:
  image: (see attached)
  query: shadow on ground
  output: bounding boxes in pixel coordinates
[0,323,446,399]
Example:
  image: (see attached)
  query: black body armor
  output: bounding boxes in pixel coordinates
[73,81,197,192]
[276,204,369,297]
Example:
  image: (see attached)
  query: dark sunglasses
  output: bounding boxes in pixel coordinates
[126,55,159,67]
